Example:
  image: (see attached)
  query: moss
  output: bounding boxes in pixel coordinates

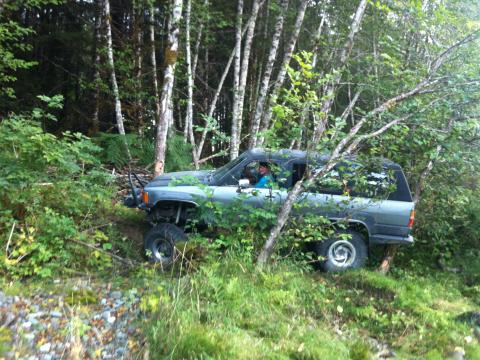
[65,289,99,305]
[349,340,370,360]
[0,327,12,357]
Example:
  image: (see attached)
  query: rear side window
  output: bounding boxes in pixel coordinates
[294,160,412,202]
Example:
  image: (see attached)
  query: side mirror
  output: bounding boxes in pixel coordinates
[238,179,250,189]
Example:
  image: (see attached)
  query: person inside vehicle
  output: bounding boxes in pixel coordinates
[254,162,273,188]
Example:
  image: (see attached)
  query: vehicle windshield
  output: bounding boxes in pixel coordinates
[212,153,247,181]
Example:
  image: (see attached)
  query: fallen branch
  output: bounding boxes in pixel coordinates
[5,221,16,258]
[70,238,138,267]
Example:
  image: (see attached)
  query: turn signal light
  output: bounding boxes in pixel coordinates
[142,191,149,204]
[408,209,415,229]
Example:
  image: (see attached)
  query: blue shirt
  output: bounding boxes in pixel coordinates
[255,174,273,188]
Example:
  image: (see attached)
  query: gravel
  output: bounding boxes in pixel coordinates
[0,282,143,359]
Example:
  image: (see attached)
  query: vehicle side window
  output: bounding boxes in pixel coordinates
[292,163,307,185]
[308,162,395,198]
[310,169,345,195]
[240,161,278,187]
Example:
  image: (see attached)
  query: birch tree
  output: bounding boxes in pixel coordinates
[230,0,244,160]
[252,0,309,147]
[154,0,183,177]
[184,0,197,166]
[150,4,162,140]
[104,0,131,159]
[133,0,144,136]
[91,0,104,136]
[230,0,263,160]
[257,26,478,265]
[248,0,289,149]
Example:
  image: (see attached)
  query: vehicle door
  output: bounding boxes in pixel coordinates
[211,160,288,208]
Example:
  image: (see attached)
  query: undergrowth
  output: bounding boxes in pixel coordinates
[137,245,480,360]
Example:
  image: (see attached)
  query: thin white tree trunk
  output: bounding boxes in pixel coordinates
[248,0,289,149]
[230,0,244,160]
[154,0,183,177]
[311,0,368,146]
[150,5,162,129]
[230,0,262,160]
[255,0,309,147]
[133,1,144,136]
[104,0,131,159]
[257,0,369,266]
[91,0,104,136]
[194,1,264,162]
[184,0,200,167]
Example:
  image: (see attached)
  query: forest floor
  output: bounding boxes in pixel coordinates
[1,214,480,360]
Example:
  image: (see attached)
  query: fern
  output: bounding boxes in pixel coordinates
[93,132,193,171]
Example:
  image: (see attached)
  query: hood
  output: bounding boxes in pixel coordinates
[146,170,214,188]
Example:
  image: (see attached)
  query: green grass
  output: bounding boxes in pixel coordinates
[137,250,480,360]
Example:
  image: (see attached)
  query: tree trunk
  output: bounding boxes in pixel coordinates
[311,0,368,146]
[149,5,161,129]
[104,0,131,159]
[154,0,183,177]
[255,0,309,147]
[91,0,104,136]
[184,0,199,167]
[248,0,289,149]
[377,245,398,274]
[230,0,262,160]
[230,0,244,160]
[257,0,369,266]
[133,0,144,137]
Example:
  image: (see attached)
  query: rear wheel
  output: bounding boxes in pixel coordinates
[315,230,367,272]
[144,223,187,266]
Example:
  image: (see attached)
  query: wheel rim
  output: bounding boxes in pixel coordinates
[151,238,173,262]
[327,240,356,268]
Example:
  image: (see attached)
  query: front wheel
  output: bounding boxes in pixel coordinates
[144,223,187,267]
[315,230,367,272]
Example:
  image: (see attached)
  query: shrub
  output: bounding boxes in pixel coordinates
[0,115,115,278]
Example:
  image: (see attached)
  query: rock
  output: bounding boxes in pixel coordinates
[0,291,6,304]
[50,318,60,330]
[107,315,116,325]
[102,311,111,320]
[110,291,122,300]
[116,331,127,340]
[50,310,62,318]
[23,321,32,329]
[42,354,53,360]
[2,313,16,327]
[115,348,125,357]
[377,349,396,358]
[101,298,107,306]
[455,311,480,326]
[39,343,51,352]
[452,347,465,360]
[24,333,36,343]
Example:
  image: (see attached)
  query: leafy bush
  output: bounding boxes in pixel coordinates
[0,115,115,278]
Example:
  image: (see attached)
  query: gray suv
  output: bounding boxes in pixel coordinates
[125,149,415,271]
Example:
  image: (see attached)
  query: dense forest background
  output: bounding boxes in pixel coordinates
[1,0,480,358]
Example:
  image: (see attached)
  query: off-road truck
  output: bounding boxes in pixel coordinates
[125,149,415,271]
